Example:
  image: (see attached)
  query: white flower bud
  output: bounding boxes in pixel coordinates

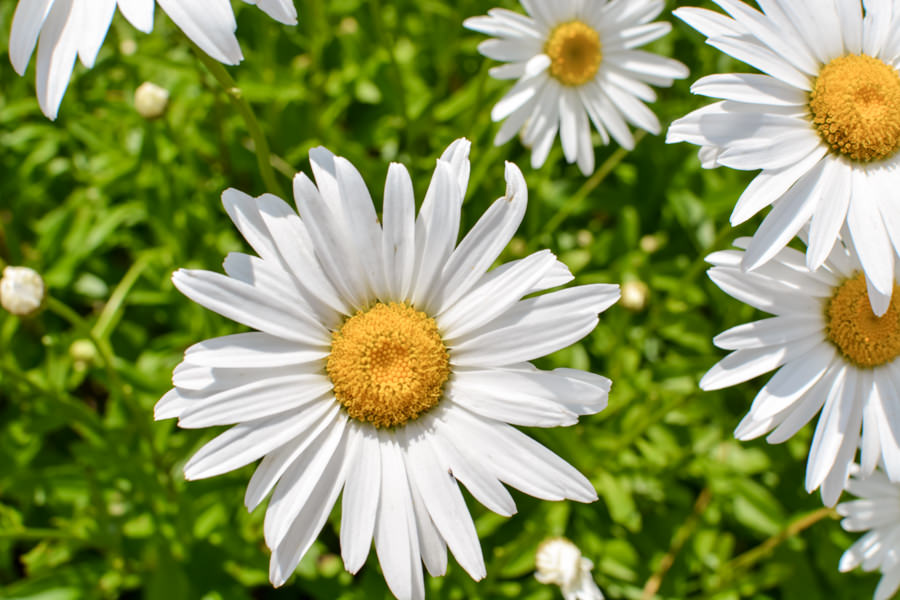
[134,82,169,120]
[0,266,46,317]
[620,280,649,312]
[535,537,604,600]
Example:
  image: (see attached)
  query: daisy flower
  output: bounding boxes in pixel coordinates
[837,467,900,600]
[155,139,618,598]
[668,0,900,316]
[464,0,687,176]
[8,0,297,119]
[701,234,900,506]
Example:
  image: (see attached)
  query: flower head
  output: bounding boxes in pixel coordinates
[668,0,900,316]
[0,266,46,317]
[156,139,618,598]
[837,467,900,600]
[535,537,605,600]
[464,0,687,175]
[702,234,900,506]
[9,0,297,119]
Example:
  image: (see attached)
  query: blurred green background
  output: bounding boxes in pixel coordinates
[0,0,879,598]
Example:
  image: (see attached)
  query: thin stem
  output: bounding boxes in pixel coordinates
[723,507,839,574]
[92,254,153,341]
[192,46,286,198]
[540,130,648,240]
[45,296,121,396]
[641,488,712,600]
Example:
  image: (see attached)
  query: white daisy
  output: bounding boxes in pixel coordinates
[535,537,605,600]
[668,0,900,316]
[464,0,687,176]
[155,139,618,598]
[701,233,900,507]
[837,467,900,600]
[8,0,297,119]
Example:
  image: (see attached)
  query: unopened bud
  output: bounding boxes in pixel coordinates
[134,82,169,119]
[0,266,46,317]
[535,537,604,600]
[620,280,649,312]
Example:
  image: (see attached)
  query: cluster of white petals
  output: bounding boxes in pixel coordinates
[669,0,900,316]
[9,0,297,118]
[157,139,618,599]
[838,467,900,600]
[466,0,687,175]
[703,234,900,507]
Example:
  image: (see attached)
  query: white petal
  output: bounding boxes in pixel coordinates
[35,0,79,120]
[700,334,822,390]
[9,0,54,74]
[183,407,323,480]
[77,0,116,67]
[411,160,463,311]
[374,433,425,600]
[450,283,619,367]
[158,0,242,65]
[184,332,327,368]
[249,0,297,25]
[176,375,332,429]
[433,162,527,314]
[807,158,851,270]
[264,416,348,549]
[269,428,349,587]
[690,73,808,106]
[742,158,828,271]
[171,269,329,346]
[439,249,557,342]
[340,425,381,574]
[382,163,416,301]
[244,402,343,510]
[116,0,154,32]
[447,371,579,428]
[402,427,486,580]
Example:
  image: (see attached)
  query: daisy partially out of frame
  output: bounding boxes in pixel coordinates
[837,467,900,600]
[464,0,687,176]
[155,139,619,599]
[668,0,900,316]
[701,234,900,507]
[8,0,297,119]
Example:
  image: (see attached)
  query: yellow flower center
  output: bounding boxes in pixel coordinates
[326,302,449,428]
[826,273,900,368]
[809,54,900,162]
[545,21,603,87]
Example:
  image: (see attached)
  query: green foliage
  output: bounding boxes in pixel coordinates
[0,1,879,599]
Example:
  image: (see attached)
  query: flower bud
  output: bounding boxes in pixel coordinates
[620,280,649,312]
[134,82,169,120]
[535,537,604,600]
[0,266,46,317]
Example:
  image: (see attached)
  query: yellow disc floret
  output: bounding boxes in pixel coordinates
[327,302,450,428]
[809,54,900,162]
[826,273,900,368]
[545,21,602,87]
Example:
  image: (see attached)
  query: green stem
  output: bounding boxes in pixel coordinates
[92,254,152,341]
[641,488,713,600]
[540,129,648,239]
[192,46,286,198]
[722,507,838,575]
[0,528,83,541]
[45,296,122,396]
[0,363,104,443]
